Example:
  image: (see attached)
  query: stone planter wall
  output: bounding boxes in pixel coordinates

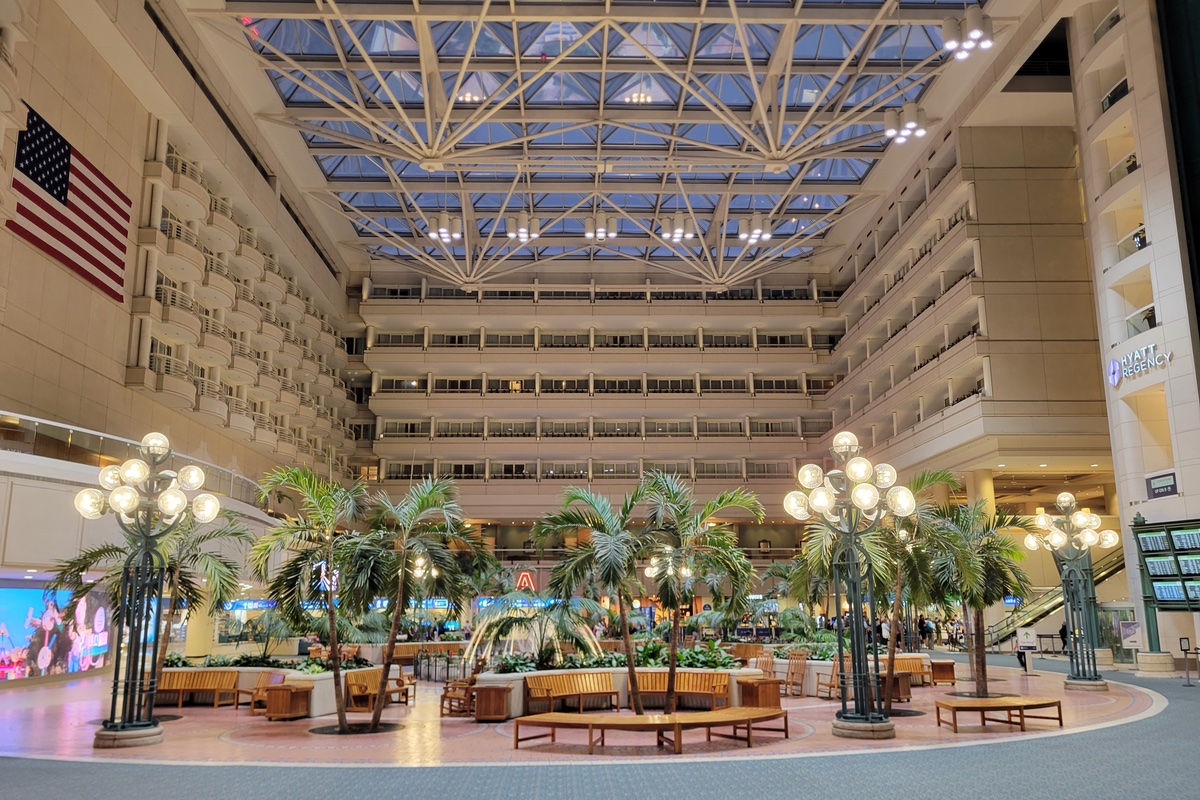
[473,666,764,721]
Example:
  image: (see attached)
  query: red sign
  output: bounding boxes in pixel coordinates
[514,570,537,592]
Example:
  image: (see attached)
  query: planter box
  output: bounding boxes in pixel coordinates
[473,666,764,721]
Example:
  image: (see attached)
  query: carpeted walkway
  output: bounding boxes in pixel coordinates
[1,654,1194,800]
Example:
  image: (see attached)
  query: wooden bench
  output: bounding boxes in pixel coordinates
[935,696,1063,733]
[893,655,932,686]
[629,670,729,710]
[154,669,238,708]
[525,671,619,714]
[513,707,789,754]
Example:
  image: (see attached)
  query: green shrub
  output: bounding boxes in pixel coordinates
[674,641,740,670]
[229,654,289,668]
[204,655,233,667]
[163,652,191,668]
[494,654,537,674]
[634,641,667,667]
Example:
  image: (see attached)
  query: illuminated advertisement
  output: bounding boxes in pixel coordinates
[0,587,110,681]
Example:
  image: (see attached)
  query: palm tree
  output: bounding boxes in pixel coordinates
[641,472,762,713]
[534,484,651,713]
[930,501,1032,698]
[337,477,480,730]
[48,514,251,681]
[250,466,369,733]
[467,590,605,667]
[878,469,957,713]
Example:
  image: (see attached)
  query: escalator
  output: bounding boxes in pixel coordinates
[984,549,1126,647]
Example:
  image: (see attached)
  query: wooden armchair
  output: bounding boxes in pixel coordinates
[439,658,487,717]
[388,671,417,705]
[236,671,287,714]
[344,668,385,712]
[785,650,809,697]
[816,655,849,700]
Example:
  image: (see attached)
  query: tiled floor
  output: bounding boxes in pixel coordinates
[0,661,1162,767]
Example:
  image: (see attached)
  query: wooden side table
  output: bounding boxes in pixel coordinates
[930,660,957,686]
[881,671,912,702]
[264,684,313,720]
[737,677,784,708]
[473,684,513,722]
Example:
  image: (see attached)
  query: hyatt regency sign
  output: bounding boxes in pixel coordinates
[1107,343,1172,388]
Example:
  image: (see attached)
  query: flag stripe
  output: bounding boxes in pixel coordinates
[72,158,132,222]
[72,151,131,209]
[9,196,124,286]
[12,177,127,271]
[9,107,132,304]
[6,219,124,301]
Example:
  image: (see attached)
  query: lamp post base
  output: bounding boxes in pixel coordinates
[93,724,164,749]
[831,719,896,740]
[1064,678,1109,692]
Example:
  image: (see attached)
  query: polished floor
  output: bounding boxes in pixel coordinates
[0,654,1193,799]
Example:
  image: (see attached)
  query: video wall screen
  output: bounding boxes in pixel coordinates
[0,587,110,681]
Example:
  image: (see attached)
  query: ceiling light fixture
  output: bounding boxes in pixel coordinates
[505,211,540,244]
[659,214,695,244]
[624,75,654,104]
[427,211,462,244]
[584,215,620,242]
[941,5,994,60]
[884,103,930,145]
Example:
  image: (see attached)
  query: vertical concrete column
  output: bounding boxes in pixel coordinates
[588,327,595,351]
[183,602,215,658]
[533,326,540,350]
[534,372,542,395]
[425,372,433,396]
[982,356,993,397]
[482,415,489,440]
[138,319,153,368]
[751,326,759,350]
[365,325,377,348]
[697,326,705,351]
[588,372,595,396]
[1103,483,1119,515]
[976,296,988,336]
[694,372,702,396]
[969,469,995,517]
[361,276,373,301]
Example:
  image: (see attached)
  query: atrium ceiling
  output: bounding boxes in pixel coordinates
[196,0,989,290]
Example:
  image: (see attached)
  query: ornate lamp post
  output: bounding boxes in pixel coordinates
[74,433,220,747]
[1023,491,1118,689]
[784,431,916,739]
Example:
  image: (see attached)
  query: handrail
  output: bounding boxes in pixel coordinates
[209,196,234,219]
[238,228,260,249]
[259,306,280,326]
[301,346,318,361]
[282,329,300,345]
[1116,226,1149,260]
[160,218,200,248]
[226,396,251,415]
[263,255,283,276]
[255,358,274,376]
[230,340,256,359]
[985,549,1126,647]
[194,377,223,399]
[204,255,229,277]
[154,285,195,312]
[165,153,209,189]
[1108,151,1138,186]
[1101,77,1129,112]
[0,409,264,507]
[199,316,227,337]
[305,300,320,317]
[148,353,191,379]
[279,377,299,393]
[299,392,317,408]
[234,284,255,303]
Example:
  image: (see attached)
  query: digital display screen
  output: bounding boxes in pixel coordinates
[0,587,110,681]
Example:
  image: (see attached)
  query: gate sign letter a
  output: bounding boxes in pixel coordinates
[515,570,537,592]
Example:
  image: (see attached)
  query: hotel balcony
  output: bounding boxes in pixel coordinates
[294,392,317,425]
[249,306,285,352]
[223,339,259,384]
[255,256,287,303]
[312,320,338,356]
[191,377,229,425]
[312,363,335,396]
[246,359,281,403]
[224,283,262,334]
[274,428,298,460]
[145,153,209,221]
[151,285,201,346]
[278,281,305,322]
[224,396,255,440]
[202,196,239,252]
[295,346,320,383]
[275,377,301,415]
[249,412,278,452]
[126,354,196,409]
[326,336,348,369]
[229,227,265,280]
[276,328,303,369]
[312,405,334,437]
[325,375,351,410]
[195,254,235,310]
[140,219,204,284]
[192,317,232,368]
[297,300,322,341]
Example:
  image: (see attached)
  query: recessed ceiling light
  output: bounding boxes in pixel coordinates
[25,569,37,573]
[23,575,32,580]
[1090,464,1099,468]
[997,464,1005,468]
[1038,464,1048,468]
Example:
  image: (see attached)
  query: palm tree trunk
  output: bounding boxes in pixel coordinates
[665,607,680,714]
[153,569,180,686]
[961,599,976,682]
[972,607,988,698]
[371,567,406,731]
[884,567,903,715]
[617,592,644,715]
[326,542,348,732]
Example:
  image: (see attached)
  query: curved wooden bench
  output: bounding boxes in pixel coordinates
[513,707,788,754]
[935,696,1063,733]
[154,669,238,708]
[629,670,729,710]
[524,670,618,714]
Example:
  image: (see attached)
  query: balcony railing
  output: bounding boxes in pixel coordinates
[200,317,227,337]
[1109,153,1139,187]
[230,340,256,359]
[209,196,234,220]
[154,285,195,312]
[234,284,255,303]
[160,218,200,248]
[1101,78,1129,112]
[239,227,260,249]
[1126,305,1157,339]
[1116,226,1149,260]
[1094,6,1121,42]
[0,410,262,506]
[195,377,223,399]
[263,255,283,276]
[165,153,208,188]
[148,353,191,379]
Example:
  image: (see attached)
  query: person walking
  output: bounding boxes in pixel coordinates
[1059,621,1069,654]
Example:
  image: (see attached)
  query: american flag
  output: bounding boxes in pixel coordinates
[6,108,132,302]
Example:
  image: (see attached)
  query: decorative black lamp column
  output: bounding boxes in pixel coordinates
[74,433,220,747]
[784,430,916,739]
